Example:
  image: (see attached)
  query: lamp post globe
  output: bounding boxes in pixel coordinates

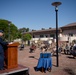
[52,2,62,7]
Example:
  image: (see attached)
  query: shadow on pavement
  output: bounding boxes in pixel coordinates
[63,68,76,75]
[67,56,75,59]
[52,64,57,67]
[29,56,39,60]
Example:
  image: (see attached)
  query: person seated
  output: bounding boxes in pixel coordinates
[20,44,24,50]
[41,47,46,53]
[64,43,70,54]
[70,44,76,58]
[29,43,36,53]
[51,46,56,55]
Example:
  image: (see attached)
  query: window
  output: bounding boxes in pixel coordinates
[40,35,44,38]
[69,33,73,36]
[45,35,48,37]
[50,34,55,37]
[33,35,35,38]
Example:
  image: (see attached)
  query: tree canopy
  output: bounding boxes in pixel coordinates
[0,19,31,42]
[23,33,32,41]
[0,19,19,41]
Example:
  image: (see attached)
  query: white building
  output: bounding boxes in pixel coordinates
[25,22,76,44]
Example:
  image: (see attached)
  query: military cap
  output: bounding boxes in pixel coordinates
[0,30,3,33]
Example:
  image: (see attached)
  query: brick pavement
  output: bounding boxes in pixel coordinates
[18,46,76,75]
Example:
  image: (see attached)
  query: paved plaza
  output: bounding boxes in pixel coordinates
[18,46,76,75]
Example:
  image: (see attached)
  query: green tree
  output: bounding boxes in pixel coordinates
[23,33,32,41]
[18,27,29,33]
[0,19,19,41]
[0,19,31,42]
[9,24,19,41]
[26,28,29,32]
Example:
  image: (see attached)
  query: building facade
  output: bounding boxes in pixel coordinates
[25,22,76,44]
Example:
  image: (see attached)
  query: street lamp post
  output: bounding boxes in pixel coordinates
[22,30,24,44]
[52,2,62,67]
[8,21,11,42]
[20,30,25,50]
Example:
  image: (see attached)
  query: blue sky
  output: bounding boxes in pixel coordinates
[0,0,76,30]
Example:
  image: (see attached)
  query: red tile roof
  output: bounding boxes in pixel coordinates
[61,22,76,28]
[25,22,76,34]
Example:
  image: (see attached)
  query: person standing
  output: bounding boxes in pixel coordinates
[0,30,9,70]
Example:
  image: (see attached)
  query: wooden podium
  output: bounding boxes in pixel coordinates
[5,42,19,69]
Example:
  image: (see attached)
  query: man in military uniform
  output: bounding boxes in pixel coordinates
[0,30,8,70]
